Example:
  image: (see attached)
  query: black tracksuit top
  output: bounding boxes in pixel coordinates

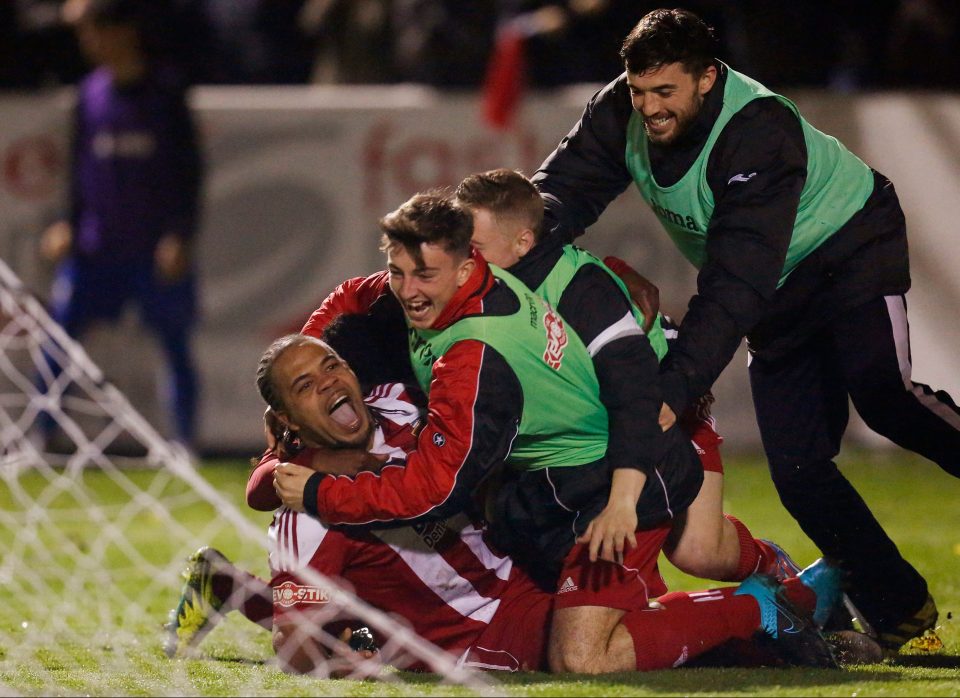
[533,62,911,413]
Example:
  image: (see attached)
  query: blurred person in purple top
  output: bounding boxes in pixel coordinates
[40,0,203,447]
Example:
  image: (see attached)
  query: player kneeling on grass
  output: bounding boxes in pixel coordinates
[166,326,864,672]
[455,168,800,588]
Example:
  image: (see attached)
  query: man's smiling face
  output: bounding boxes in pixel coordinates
[387,242,474,330]
[626,61,716,145]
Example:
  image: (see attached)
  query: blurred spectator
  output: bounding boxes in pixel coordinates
[391,0,497,87]
[164,0,217,86]
[40,0,203,447]
[0,0,86,88]
[728,2,837,87]
[299,0,395,84]
[183,0,314,84]
[824,2,901,91]
[887,0,960,88]
[493,0,629,86]
[3,2,958,92]
[488,2,747,88]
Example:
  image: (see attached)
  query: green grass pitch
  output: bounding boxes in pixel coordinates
[1,448,957,696]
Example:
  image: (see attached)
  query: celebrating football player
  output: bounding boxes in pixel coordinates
[167,324,852,673]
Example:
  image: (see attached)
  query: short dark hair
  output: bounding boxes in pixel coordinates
[378,191,473,266]
[620,8,717,76]
[455,169,545,243]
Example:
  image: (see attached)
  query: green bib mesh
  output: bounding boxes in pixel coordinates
[535,245,668,361]
[625,64,874,286]
[408,266,609,470]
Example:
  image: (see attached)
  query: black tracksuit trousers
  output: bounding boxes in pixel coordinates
[750,294,960,633]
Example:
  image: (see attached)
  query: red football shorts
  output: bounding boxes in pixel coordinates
[462,573,553,671]
[553,522,671,611]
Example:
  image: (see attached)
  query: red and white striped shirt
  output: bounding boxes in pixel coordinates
[267,383,550,671]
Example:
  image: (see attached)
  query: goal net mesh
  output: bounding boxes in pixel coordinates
[0,259,493,695]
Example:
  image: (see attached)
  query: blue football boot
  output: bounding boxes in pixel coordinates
[735,573,838,668]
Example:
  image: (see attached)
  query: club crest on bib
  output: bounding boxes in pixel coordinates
[542,306,568,370]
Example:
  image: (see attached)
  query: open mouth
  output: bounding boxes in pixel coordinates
[645,114,673,133]
[404,299,432,322]
[329,394,362,430]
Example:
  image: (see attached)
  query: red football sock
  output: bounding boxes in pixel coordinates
[752,538,801,580]
[238,581,273,629]
[620,587,761,670]
[214,568,273,629]
[722,514,762,581]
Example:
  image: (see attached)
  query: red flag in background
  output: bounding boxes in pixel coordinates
[482,29,527,130]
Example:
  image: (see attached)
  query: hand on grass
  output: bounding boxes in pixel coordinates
[326,628,380,679]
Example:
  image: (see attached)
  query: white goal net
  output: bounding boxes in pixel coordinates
[0,258,493,695]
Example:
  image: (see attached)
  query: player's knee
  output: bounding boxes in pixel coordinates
[550,606,627,673]
[548,630,620,674]
[549,643,605,674]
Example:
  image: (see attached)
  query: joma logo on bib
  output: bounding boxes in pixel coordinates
[651,201,701,231]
